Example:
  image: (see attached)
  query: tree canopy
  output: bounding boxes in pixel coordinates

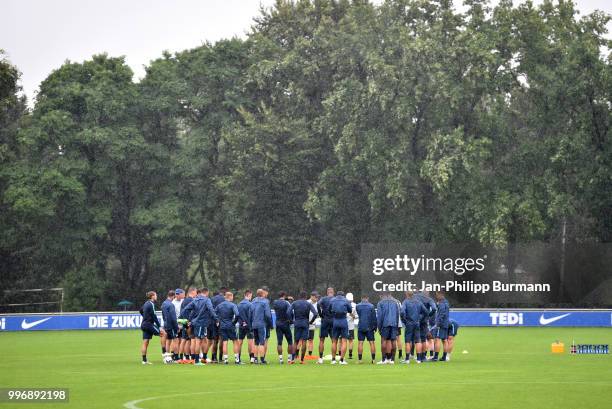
[1,0,610,310]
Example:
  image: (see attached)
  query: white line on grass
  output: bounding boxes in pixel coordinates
[123,381,612,409]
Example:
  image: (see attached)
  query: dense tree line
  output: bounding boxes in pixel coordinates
[1,0,610,310]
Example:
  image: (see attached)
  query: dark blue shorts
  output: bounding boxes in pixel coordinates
[449,322,459,337]
[253,326,266,346]
[320,319,333,338]
[193,325,208,339]
[206,323,218,340]
[238,326,253,340]
[294,326,309,341]
[332,324,349,339]
[164,327,178,340]
[276,324,293,346]
[220,327,237,341]
[141,323,160,340]
[180,326,192,340]
[434,326,448,340]
[380,326,398,340]
[419,321,429,342]
[404,323,420,344]
[357,329,375,342]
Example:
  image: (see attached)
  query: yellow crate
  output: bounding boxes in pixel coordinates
[551,342,565,354]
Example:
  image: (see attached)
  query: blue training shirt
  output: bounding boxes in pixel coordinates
[215,300,240,329]
[211,293,225,308]
[161,299,178,330]
[249,296,272,328]
[436,298,450,328]
[272,298,292,327]
[237,299,251,329]
[318,296,333,320]
[414,292,437,323]
[184,295,217,327]
[179,296,193,320]
[401,298,427,325]
[376,298,399,329]
[140,300,160,327]
[356,301,376,331]
[330,295,352,327]
[289,299,318,328]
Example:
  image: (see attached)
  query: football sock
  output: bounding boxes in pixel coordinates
[162,347,166,354]
[441,352,447,361]
[358,353,363,360]
[371,352,376,361]
[434,351,439,359]
[319,351,324,358]
[142,355,147,362]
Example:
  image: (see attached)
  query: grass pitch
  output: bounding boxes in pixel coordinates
[1,327,611,409]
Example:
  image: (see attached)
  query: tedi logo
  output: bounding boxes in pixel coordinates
[490,312,523,325]
[0,318,5,330]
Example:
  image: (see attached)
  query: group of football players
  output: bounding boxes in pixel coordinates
[139,286,459,365]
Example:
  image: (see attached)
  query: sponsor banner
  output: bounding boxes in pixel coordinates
[0,313,158,331]
[0,310,610,331]
[0,311,278,331]
[451,310,612,327]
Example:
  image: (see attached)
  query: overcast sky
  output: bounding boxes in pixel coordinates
[2,0,610,105]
